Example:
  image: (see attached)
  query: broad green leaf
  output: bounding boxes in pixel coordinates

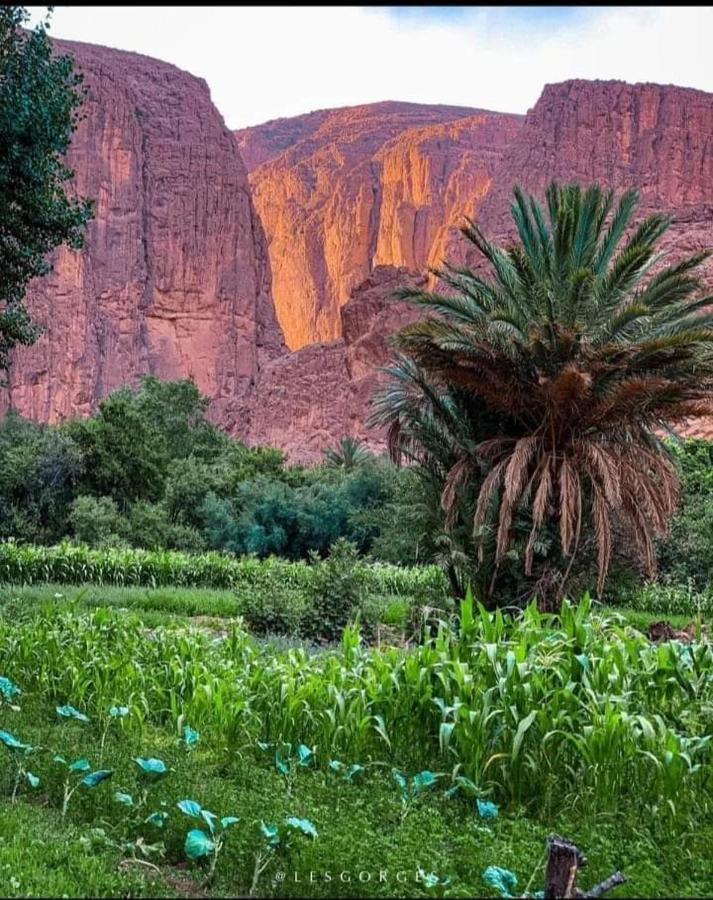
[0,676,21,699]
[81,769,113,787]
[391,769,407,792]
[476,798,499,820]
[145,810,168,828]
[185,828,215,860]
[26,772,39,788]
[220,816,239,829]
[69,758,91,772]
[133,756,168,776]
[0,730,30,751]
[413,770,439,793]
[329,759,344,772]
[200,809,218,834]
[482,866,518,898]
[56,704,90,723]
[114,791,134,806]
[109,706,129,718]
[345,764,364,781]
[183,725,200,747]
[284,816,318,839]
[177,799,202,818]
[260,821,279,847]
[296,743,313,766]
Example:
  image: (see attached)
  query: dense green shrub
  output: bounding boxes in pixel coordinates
[68,495,125,547]
[237,584,307,635]
[301,538,367,643]
[657,439,713,588]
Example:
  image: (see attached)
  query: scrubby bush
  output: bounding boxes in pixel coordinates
[301,539,367,643]
[68,495,125,547]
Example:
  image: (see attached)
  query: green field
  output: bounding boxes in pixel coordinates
[1,588,712,898]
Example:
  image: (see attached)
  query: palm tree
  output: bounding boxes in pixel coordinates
[323,435,372,470]
[371,183,713,603]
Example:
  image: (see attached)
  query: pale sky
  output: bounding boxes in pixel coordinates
[27,5,713,129]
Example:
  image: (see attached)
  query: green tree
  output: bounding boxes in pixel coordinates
[0,7,93,377]
[323,436,373,470]
[372,183,713,605]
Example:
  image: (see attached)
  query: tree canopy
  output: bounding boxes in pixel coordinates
[0,6,93,377]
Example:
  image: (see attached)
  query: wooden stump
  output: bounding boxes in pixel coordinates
[543,834,627,899]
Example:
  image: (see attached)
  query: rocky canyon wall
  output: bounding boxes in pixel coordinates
[1,38,284,432]
[246,80,713,460]
[4,42,713,463]
[236,102,522,348]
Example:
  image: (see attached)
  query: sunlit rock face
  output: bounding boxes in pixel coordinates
[1,37,284,434]
[236,102,522,349]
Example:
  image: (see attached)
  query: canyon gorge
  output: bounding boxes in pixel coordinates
[3,37,713,460]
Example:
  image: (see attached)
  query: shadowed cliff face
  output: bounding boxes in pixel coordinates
[246,265,427,463]
[236,102,522,349]
[1,38,284,432]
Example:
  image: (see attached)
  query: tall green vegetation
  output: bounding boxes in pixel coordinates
[0,6,93,377]
[0,376,418,562]
[372,183,713,606]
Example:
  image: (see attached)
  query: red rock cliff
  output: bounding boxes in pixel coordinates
[470,80,713,278]
[2,38,284,431]
[247,81,713,458]
[247,266,426,462]
[236,102,521,349]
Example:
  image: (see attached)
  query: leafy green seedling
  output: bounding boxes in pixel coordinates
[0,730,38,803]
[249,822,280,896]
[177,713,200,750]
[53,756,112,818]
[392,769,440,821]
[98,704,130,763]
[110,757,171,834]
[0,676,21,711]
[56,703,90,723]
[260,740,314,795]
[329,759,365,782]
[249,817,317,896]
[177,798,239,883]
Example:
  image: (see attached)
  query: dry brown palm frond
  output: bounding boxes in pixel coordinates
[473,459,509,561]
[559,456,582,557]
[592,491,612,594]
[580,440,622,508]
[541,364,593,411]
[442,455,473,528]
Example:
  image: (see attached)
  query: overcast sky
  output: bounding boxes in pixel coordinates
[26,5,713,129]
